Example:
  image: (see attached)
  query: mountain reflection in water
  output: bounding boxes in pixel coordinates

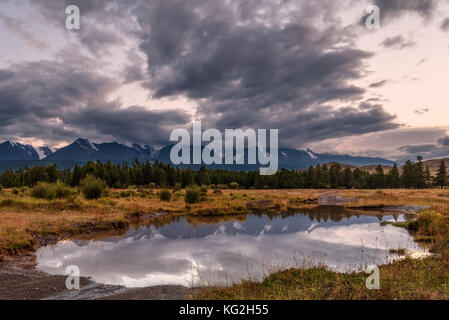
[36,206,426,288]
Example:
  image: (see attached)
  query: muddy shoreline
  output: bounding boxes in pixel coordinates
[0,201,428,300]
[0,255,196,300]
[0,210,197,300]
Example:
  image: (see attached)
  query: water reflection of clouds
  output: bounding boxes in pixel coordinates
[36,213,428,288]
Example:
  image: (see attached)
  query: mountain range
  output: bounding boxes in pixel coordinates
[0,138,396,170]
[45,138,157,162]
[0,141,39,161]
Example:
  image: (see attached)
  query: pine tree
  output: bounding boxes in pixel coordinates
[342,167,353,189]
[71,165,83,187]
[305,166,315,188]
[320,165,331,188]
[182,169,195,187]
[415,156,426,188]
[374,165,385,188]
[329,164,341,188]
[352,168,364,188]
[390,164,400,188]
[435,160,448,188]
[197,167,211,186]
[424,165,432,187]
[401,160,416,188]
[314,165,322,189]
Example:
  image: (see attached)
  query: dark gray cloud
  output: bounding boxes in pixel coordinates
[65,104,190,146]
[397,144,449,162]
[0,13,50,50]
[416,58,428,66]
[381,36,416,49]
[27,0,136,56]
[0,56,190,146]
[369,80,388,88]
[373,0,437,21]
[441,18,449,31]
[414,108,430,115]
[77,23,125,56]
[438,136,449,146]
[360,0,439,27]
[129,0,398,147]
[0,70,13,83]
[395,134,449,161]
[122,50,147,84]
[1,0,405,148]
[399,144,436,154]
[278,104,398,148]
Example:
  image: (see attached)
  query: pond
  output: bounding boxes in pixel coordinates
[35,206,428,288]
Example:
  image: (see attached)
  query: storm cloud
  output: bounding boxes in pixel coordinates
[441,18,449,32]
[438,136,449,146]
[0,13,50,50]
[129,0,399,147]
[0,56,190,146]
[372,0,437,21]
[2,0,447,158]
[381,36,416,50]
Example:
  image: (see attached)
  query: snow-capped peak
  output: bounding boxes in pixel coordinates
[297,147,318,159]
[75,138,98,151]
[36,146,55,160]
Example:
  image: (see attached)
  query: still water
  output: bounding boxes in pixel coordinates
[36,206,427,288]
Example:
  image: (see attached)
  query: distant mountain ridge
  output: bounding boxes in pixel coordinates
[0,141,39,161]
[45,138,158,162]
[0,138,395,170]
[154,145,395,170]
[36,146,55,160]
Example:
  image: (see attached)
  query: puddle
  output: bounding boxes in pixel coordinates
[35,206,428,288]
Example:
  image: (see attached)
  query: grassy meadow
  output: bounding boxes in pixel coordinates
[0,184,449,300]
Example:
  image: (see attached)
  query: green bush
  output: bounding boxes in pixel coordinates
[185,187,200,204]
[31,182,75,200]
[200,185,208,195]
[80,175,106,200]
[12,188,19,195]
[199,185,208,201]
[173,191,183,199]
[31,182,55,200]
[54,183,74,199]
[229,182,239,189]
[173,183,182,193]
[159,189,172,202]
[119,190,136,198]
[139,189,152,197]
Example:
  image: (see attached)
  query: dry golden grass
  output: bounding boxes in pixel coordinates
[2,187,449,299]
[196,255,449,300]
[2,187,448,257]
[196,188,449,300]
[0,188,319,256]
[342,189,449,208]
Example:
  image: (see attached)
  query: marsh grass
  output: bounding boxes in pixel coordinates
[0,188,318,255]
[2,187,449,300]
[196,250,449,300]
[196,189,449,300]
[80,175,106,200]
[159,190,172,202]
[30,182,77,200]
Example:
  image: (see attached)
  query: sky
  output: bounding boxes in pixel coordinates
[0,0,448,162]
